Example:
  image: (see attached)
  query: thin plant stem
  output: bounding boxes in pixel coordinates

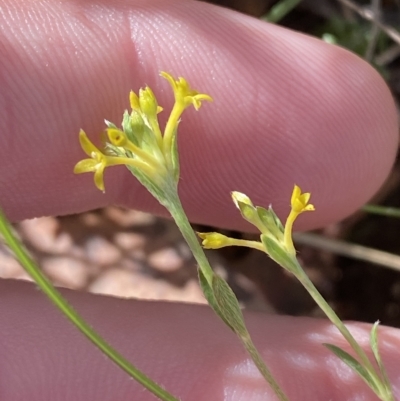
[166,190,215,286]
[292,260,389,398]
[165,191,290,401]
[262,0,303,23]
[0,210,179,401]
[363,204,400,218]
[241,334,290,401]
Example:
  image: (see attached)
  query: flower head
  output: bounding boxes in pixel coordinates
[198,232,232,249]
[290,185,315,214]
[74,72,212,196]
[283,185,315,255]
[160,72,212,111]
[73,130,109,191]
[228,186,315,267]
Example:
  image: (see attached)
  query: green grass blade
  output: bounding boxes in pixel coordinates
[0,209,179,401]
[262,0,303,23]
[362,204,400,218]
[324,343,379,394]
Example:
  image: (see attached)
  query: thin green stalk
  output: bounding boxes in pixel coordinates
[241,335,290,401]
[363,204,400,218]
[0,210,179,401]
[166,191,215,286]
[165,192,289,401]
[262,0,303,23]
[293,260,389,398]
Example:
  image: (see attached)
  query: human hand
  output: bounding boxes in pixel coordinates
[1,0,399,400]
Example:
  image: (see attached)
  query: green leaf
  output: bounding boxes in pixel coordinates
[324,343,379,393]
[370,321,381,368]
[370,322,393,394]
[198,269,234,331]
[260,234,298,273]
[262,0,302,23]
[212,275,248,337]
[0,210,179,401]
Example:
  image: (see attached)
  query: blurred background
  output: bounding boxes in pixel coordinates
[2,0,400,326]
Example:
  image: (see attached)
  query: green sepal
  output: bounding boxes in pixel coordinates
[104,119,117,129]
[122,110,140,145]
[324,343,379,394]
[260,234,298,273]
[235,200,259,226]
[125,165,171,209]
[256,206,284,239]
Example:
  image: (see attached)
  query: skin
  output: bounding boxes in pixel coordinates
[0,0,399,399]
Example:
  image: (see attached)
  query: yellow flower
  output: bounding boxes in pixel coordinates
[74,130,158,192]
[75,72,212,193]
[283,185,315,255]
[73,130,110,191]
[198,232,232,249]
[198,232,264,252]
[290,185,315,214]
[160,72,213,111]
[160,72,213,179]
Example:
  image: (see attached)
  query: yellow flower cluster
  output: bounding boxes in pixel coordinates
[199,185,314,262]
[74,72,212,192]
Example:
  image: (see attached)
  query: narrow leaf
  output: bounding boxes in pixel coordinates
[370,322,393,393]
[198,269,234,331]
[212,275,247,337]
[324,343,378,393]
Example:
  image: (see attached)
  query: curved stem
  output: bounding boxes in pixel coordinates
[293,261,386,396]
[0,210,179,401]
[166,190,214,286]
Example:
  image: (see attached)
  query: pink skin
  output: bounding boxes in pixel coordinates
[0,0,399,399]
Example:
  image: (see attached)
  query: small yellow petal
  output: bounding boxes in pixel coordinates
[291,185,314,213]
[79,129,101,157]
[139,86,160,118]
[93,168,105,192]
[160,71,212,110]
[130,91,140,111]
[73,158,97,174]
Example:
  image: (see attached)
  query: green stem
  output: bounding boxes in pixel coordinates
[362,204,400,218]
[0,209,178,401]
[241,335,290,401]
[262,0,302,23]
[166,191,214,286]
[165,192,289,401]
[293,261,386,395]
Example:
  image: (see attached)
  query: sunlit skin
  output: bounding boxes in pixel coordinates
[1,0,399,399]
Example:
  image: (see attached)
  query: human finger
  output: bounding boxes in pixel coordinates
[0,0,397,231]
[1,279,399,400]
